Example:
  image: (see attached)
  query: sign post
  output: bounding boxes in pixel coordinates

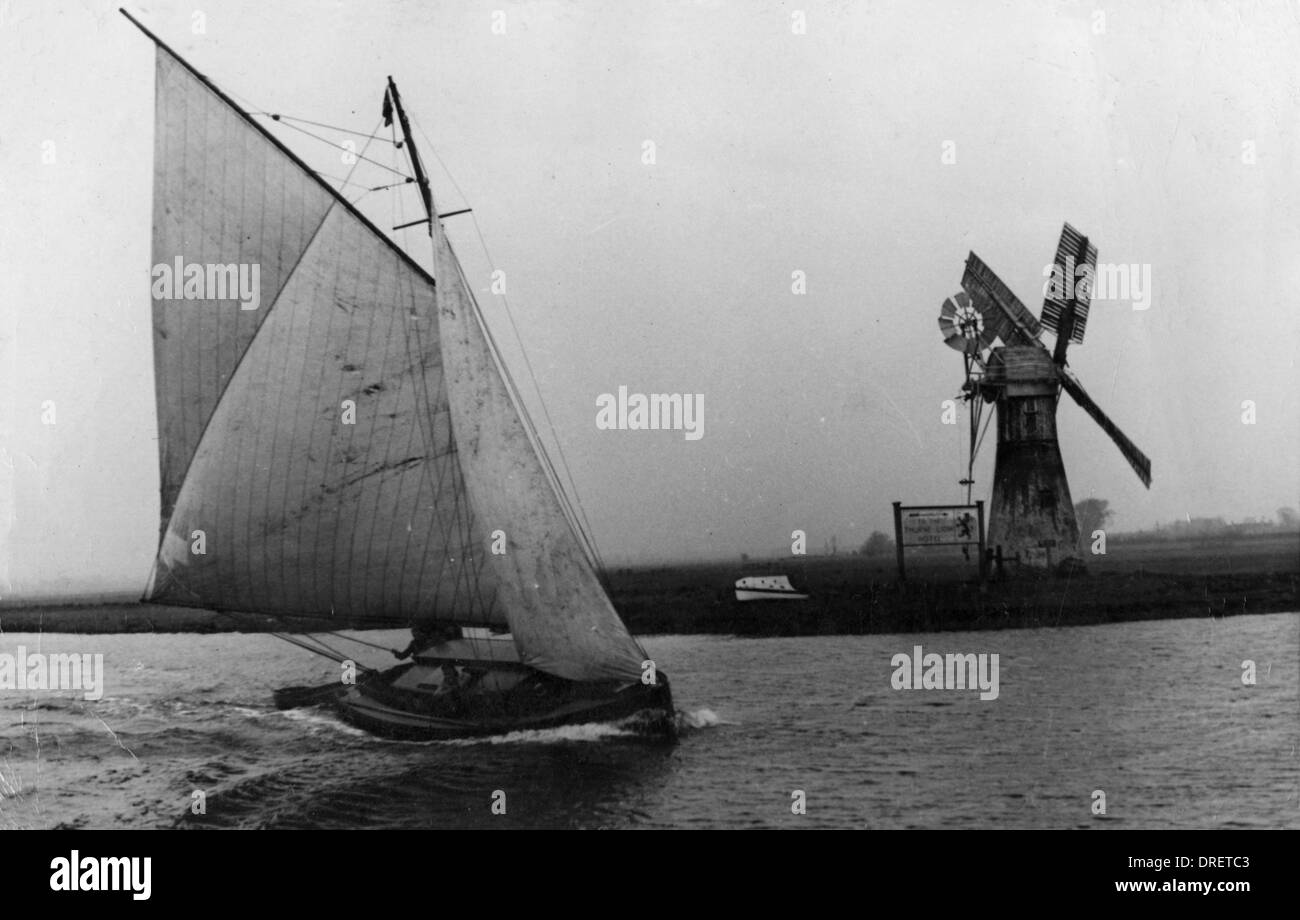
[892,501,985,582]
[893,501,905,581]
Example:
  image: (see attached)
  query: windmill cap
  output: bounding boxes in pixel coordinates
[987,345,1056,382]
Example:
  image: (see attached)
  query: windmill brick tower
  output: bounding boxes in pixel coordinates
[939,224,1152,569]
[983,345,1078,566]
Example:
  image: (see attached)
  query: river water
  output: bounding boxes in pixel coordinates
[1,612,1296,829]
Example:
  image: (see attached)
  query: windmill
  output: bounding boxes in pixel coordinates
[937,223,1152,569]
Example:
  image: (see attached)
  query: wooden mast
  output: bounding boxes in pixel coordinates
[386,77,434,233]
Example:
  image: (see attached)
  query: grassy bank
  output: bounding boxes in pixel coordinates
[1,534,1295,637]
[611,533,1298,636]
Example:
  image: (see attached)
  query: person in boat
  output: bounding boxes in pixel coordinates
[394,622,467,697]
[440,661,462,693]
[394,621,460,660]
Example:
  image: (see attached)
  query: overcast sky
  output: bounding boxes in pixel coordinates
[2,0,1298,597]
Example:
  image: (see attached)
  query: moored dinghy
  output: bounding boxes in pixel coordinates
[734,575,810,601]
[125,11,675,741]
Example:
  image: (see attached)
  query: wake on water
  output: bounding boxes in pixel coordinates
[162,705,733,827]
[270,704,729,745]
[1,697,733,828]
[677,707,730,729]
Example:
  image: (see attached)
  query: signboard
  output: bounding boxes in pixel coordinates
[899,506,980,546]
[892,501,986,581]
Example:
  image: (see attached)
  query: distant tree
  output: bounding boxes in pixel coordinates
[1074,498,1113,539]
[860,531,894,556]
[1278,507,1299,530]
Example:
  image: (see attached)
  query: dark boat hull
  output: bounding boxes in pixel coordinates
[275,664,676,742]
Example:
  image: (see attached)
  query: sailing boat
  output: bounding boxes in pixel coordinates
[123,11,676,741]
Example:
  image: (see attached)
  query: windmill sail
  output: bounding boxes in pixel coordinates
[1041,222,1097,345]
[142,42,503,627]
[1057,367,1153,487]
[961,253,1043,346]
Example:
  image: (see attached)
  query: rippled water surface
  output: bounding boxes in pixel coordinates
[1,613,1296,828]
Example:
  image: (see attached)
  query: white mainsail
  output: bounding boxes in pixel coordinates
[141,39,650,684]
[144,45,499,627]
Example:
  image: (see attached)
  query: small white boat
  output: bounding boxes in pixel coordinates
[734,575,809,602]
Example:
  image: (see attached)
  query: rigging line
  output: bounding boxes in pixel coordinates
[315,172,371,191]
[389,117,398,230]
[264,113,400,143]
[371,178,416,192]
[219,85,394,157]
[297,632,357,663]
[298,631,373,667]
[412,116,609,578]
[270,632,348,661]
[317,631,405,655]
[270,117,412,178]
[334,117,383,198]
[269,632,377,671]
[393,116,404,255]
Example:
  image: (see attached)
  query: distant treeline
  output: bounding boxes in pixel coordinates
[1107,516,1300,544]
[850,501,1300,557]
